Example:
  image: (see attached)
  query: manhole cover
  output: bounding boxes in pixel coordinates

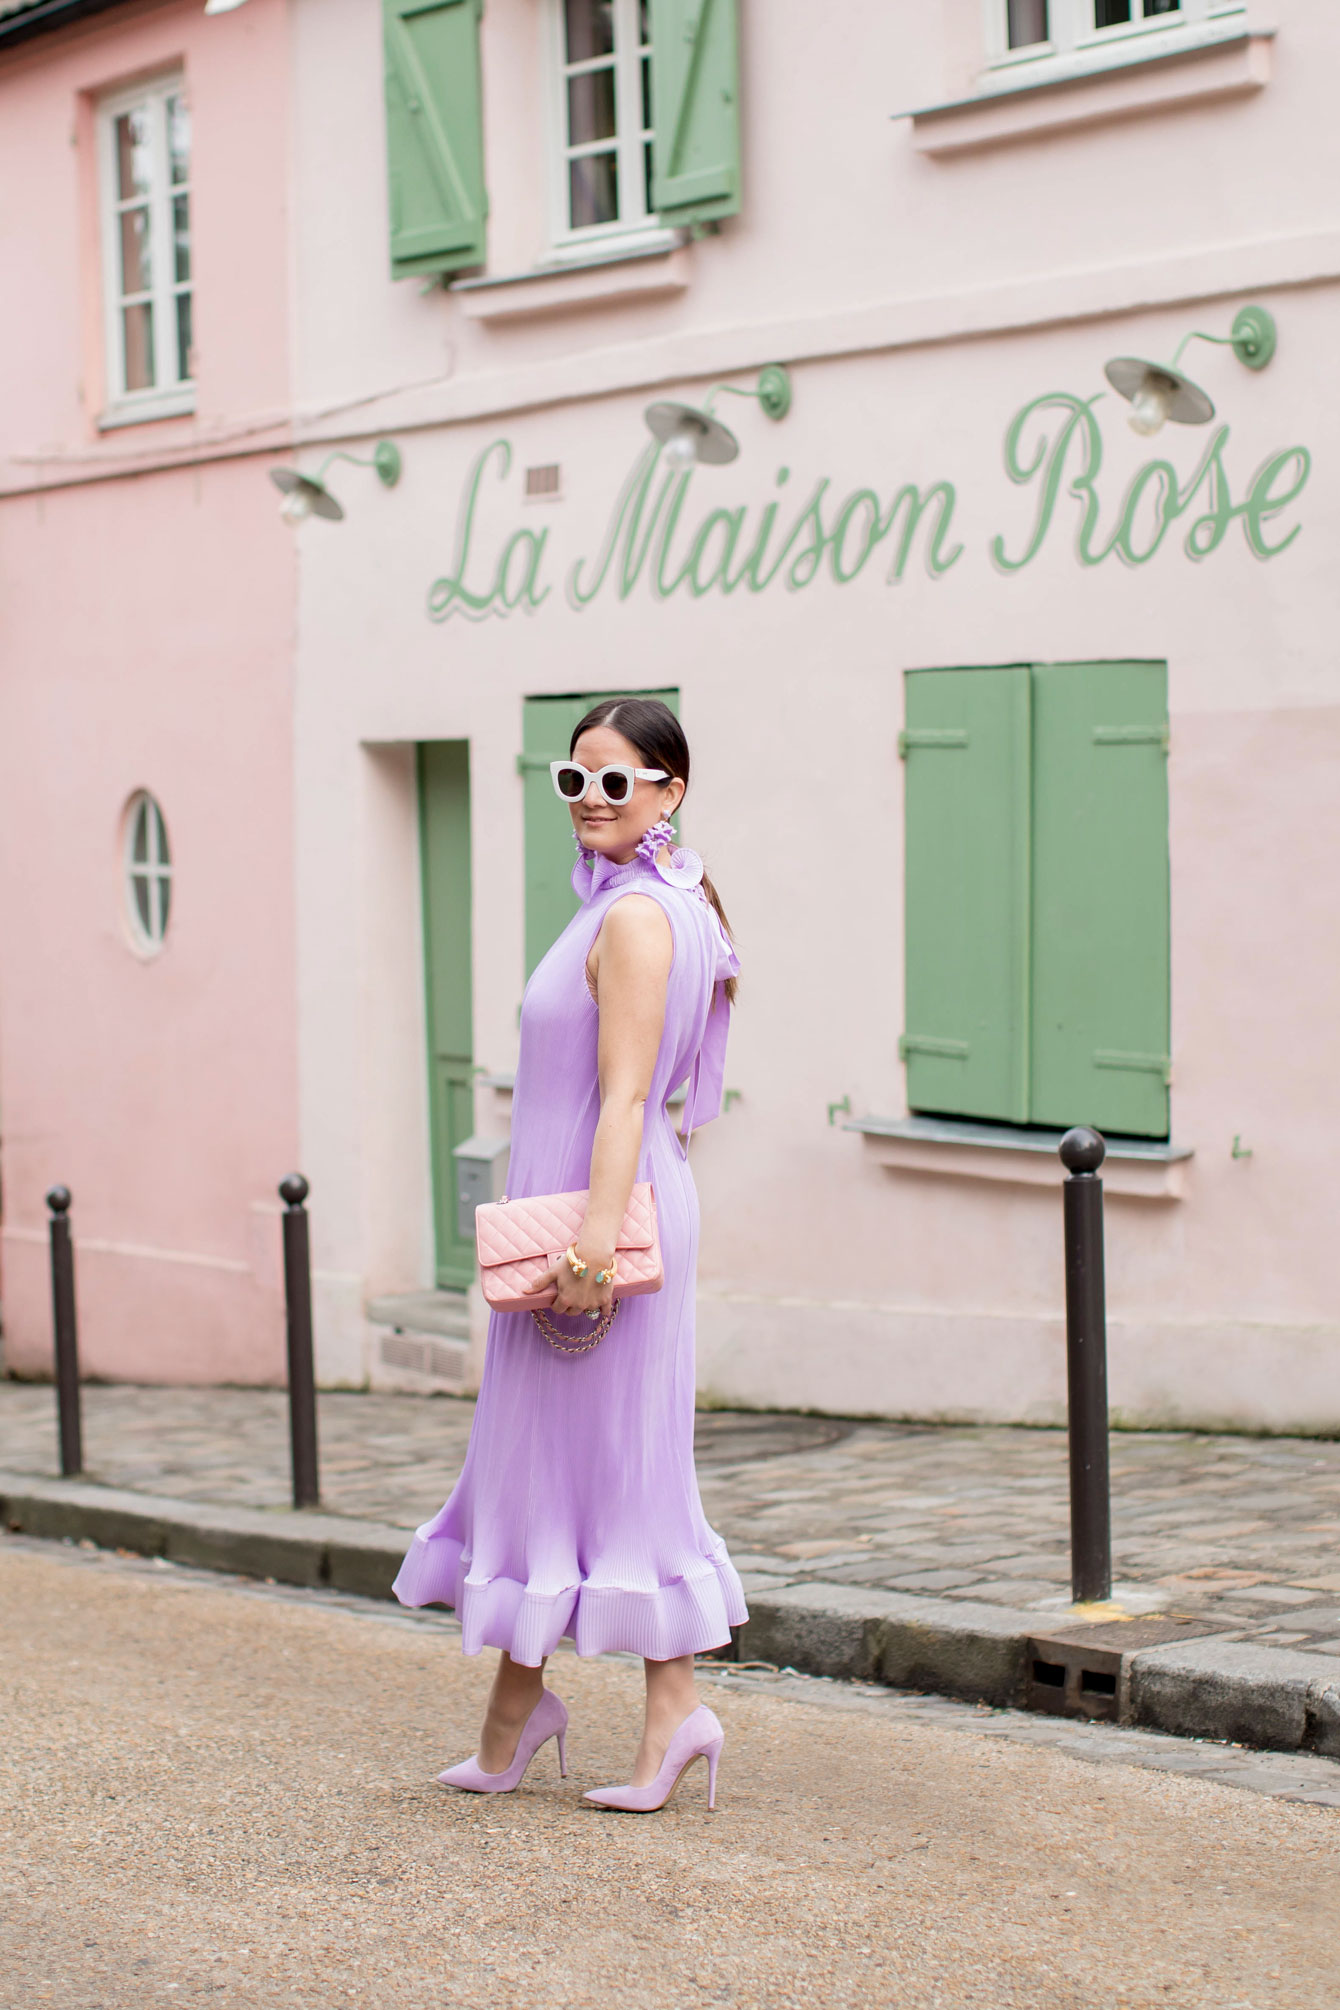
[693,1411,854,1466]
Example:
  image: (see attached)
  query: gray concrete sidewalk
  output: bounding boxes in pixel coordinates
[4,1380,1340,1760]
[4,1381,1340,1647]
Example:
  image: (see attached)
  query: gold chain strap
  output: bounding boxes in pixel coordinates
[531,1300,621,1355]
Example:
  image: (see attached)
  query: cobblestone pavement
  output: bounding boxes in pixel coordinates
[4,1539,1338,2010]
[5,1382,1340,1648]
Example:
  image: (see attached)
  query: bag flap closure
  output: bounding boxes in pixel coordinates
[475,1184,655,1268]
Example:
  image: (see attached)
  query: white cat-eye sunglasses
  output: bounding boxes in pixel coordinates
[551,760,669,807]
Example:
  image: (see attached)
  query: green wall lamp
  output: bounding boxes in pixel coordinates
[643,365,792,470]
[269,440,403,524]
[1104,306,1277,437]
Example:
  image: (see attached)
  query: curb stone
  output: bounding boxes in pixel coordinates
[4,1471,1340,1766]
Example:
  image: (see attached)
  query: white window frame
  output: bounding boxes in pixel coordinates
[123,791,173,956]
[97,74,195,427]
[983,0,1247,85]
[542,0,677,264]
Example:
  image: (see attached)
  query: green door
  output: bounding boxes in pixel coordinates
[519,689,679,980]
[419,740,474,1289]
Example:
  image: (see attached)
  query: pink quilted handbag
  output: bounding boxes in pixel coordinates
[474,1183,662,1314]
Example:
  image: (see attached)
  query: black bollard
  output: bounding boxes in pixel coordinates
[279,1174,320,1510]
[46,1186,82,1478]
[1058,1128,1111,1605]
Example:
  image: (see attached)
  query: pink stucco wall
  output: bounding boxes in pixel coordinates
[0,0,298,1384]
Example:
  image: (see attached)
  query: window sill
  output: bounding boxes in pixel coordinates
[453,238,691,325]
[902,25,1274,158]
[97,387,197,431]
[846,1114,1193,1200]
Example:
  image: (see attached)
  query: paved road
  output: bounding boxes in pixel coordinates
[3,1539,1338,2010]
[5,1382,1340,1648]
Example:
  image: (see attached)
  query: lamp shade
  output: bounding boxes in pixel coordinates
[644,400,740,468]
[269,467,345,522]
[1103,357,1215,431]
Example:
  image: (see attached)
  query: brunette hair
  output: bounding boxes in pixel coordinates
[570,695,737,1003]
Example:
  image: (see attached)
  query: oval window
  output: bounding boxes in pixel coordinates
[124,791,172,951]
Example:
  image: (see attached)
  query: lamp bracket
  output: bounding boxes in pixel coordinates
[1169,305,1276,374]
[1230,305,1276,371]
[313,439,403,489]
[704,365,792,422]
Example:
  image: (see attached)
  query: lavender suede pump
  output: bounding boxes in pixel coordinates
[582,1703,725,1813]
[437,1688,568,1794]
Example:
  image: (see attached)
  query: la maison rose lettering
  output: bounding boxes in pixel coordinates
[426,392,1311,624]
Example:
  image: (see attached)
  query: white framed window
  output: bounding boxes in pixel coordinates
[123,792,172,953]
[97,76,194,426]
[987,0,1246,74]
[545,0,672,260]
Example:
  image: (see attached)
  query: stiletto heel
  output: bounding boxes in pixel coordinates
[583,1705,726,1814]
[437,1689,569,1795]
[556,1727,568,1778]
[705,1735,724,1812]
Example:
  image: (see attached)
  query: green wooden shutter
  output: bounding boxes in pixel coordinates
[383,0,486,280]
[648,0,741,226]
[902,668,1032,1124]
[1029,662,1170,1140]
[520,689,680,981]
[419,741,475,1288]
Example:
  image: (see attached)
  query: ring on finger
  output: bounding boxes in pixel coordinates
[586,1309,601,1322]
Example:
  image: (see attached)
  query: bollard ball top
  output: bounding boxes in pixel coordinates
[46,1184,72,1214]
[1059,1127,1106,1174]
[279,1173,310,1207]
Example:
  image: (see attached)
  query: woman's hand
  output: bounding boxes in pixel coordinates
[534,1250,617,1322]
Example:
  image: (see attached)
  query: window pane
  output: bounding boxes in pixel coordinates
[644,138,653,214]
[1094,0,1131,22]
[122,303,155,390]
[115,109,151,201]
[175,290,193,383]
[173,193,190,283]
[568,65,616,146]
[1144,0,1180,12]
[119,205,152,296]
[641,52,652,130]
[157,871,172,939]
[639,0,649,47]
[167,93,191,185]
[569,149,618,229]
[150,798,170,871]
[132,799,149,864]
[1007,0,1049,45]
[565,0,614,63]
[133,873,152,935]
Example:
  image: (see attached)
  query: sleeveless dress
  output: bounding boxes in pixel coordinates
[391,842,749,1667]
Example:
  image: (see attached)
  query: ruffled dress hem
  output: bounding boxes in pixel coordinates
[392,1532,749,1668]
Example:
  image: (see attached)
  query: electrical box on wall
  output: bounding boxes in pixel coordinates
[452,1135,511,1243]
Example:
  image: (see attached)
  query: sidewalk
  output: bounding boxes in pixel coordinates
[4,1381,1340,1759]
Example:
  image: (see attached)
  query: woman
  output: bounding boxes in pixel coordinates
[393,696,747,1813]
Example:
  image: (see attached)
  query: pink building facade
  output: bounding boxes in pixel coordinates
[0,0,298,1382]
[3,0,1338,1430]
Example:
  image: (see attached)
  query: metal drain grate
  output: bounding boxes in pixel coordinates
[1026,1617,1232,1722]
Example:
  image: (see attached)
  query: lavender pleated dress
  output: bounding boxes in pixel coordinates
[392,843,749,1667]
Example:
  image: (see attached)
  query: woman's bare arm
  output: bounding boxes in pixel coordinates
[541,894,672,1319]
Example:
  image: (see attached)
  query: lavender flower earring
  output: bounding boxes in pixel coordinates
[635,818,678,865]
[637,815,704,891]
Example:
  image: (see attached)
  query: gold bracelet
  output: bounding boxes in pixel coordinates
[594,1261,618,1286]
[565,1244,588,1279]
